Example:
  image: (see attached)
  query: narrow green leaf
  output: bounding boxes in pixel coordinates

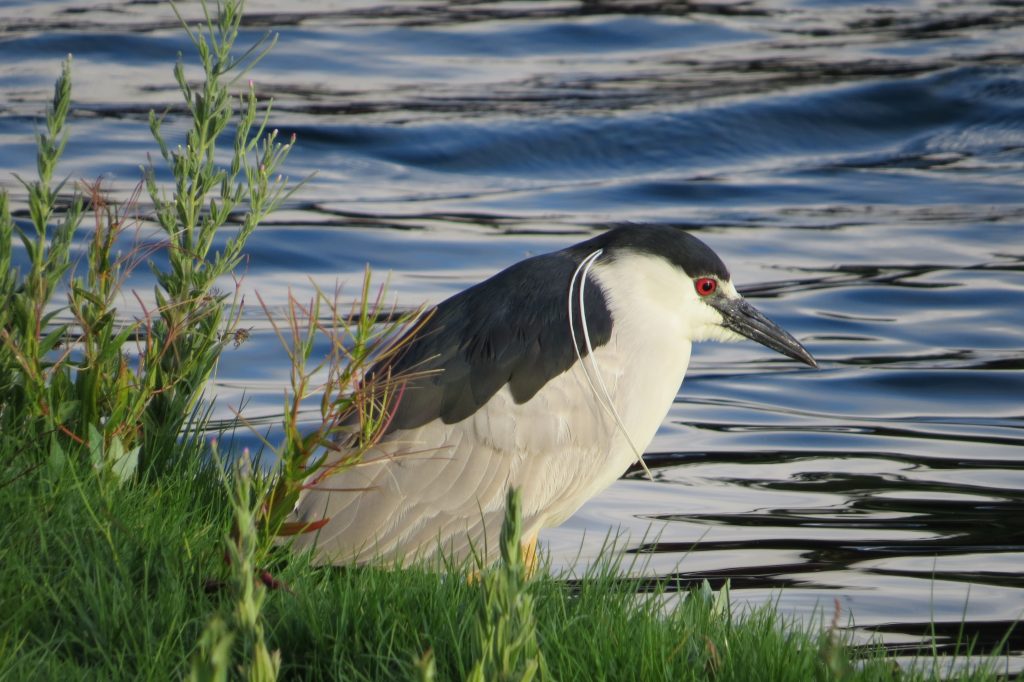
[111,443,140,483]
[87,423,104,467]
[54,399,79,424]
[39,325,67,355]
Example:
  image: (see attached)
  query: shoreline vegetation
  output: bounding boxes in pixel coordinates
[0,2,1016,679]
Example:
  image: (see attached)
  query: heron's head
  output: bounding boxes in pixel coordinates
[590,226,817,368]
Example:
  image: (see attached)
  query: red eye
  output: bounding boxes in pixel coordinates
[695,277,717,296]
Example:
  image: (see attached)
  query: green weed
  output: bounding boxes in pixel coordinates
[0,0,295,483]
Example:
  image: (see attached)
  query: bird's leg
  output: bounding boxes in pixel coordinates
[521,533,539,577]
[465,533,540,584]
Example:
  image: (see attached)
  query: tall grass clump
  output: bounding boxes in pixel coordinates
[140,0,296,477]
[468,488,548,682]
[188,448,281,682]
[0,0,294,484]
[0,58,85,479]
[255,273,427,539]
[0,0,298,676]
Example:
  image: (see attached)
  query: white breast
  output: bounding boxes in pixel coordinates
[454,252,696,533]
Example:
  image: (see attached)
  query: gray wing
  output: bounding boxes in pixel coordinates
[288,418,512,566]
[380,247,612,430]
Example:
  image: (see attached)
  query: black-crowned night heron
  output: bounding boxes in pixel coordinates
[288,224,816,567]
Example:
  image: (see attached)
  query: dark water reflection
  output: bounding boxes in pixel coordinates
[2,0,1022,669]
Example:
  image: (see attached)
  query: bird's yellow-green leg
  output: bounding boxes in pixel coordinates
[521,533,539,577]
[465,533,539,583]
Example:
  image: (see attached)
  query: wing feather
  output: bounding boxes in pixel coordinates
[289,242,616,565]
[381,247,612,430]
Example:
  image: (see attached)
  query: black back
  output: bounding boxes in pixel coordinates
[374,225,726,431]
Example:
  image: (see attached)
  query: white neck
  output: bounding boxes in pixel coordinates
[582,253,698,473]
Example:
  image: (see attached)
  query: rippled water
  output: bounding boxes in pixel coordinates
[2,0,1022,668]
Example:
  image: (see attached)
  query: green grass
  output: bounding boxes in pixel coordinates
[0,465,1015,681]
[0,459,223,680]
[0,1,1018,680]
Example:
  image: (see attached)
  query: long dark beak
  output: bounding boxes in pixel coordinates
[711,297,818,368]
